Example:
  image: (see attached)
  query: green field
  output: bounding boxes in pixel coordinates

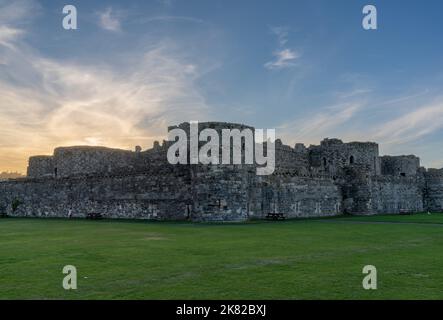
[1,213,443,300]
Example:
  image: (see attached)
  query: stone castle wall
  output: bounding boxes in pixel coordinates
[2,121,443,221]
[309,138,380,177]
[53,146,135,178]
[274,140,310,174]
[190,164,255,221]
[370,176,425,214]
[0,165,192,220]
[256,172,342,218]
[380,155,420,177]
[27,156,54,178]
[424,169,443,212]
[341,165,425,215]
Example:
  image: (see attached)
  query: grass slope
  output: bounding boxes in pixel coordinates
[1,213,443,299]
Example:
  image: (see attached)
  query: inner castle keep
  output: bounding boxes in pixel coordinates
[1,121,442,221]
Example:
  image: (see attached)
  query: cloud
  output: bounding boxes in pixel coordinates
[278,102,363,144]
[98,7,122,32]
[0,45,210,170]
[0,7,211,172]
[373,102,443,145]
[264,48,300,70]
[376,89,430,107]
[0,0,39,47]
[265,26,300,70]
[335,88,372,99]
[270,26,289,46]
[136,16,204,24]
[0,25,23,48]
[276,88,443,169]
[0,0,39,23]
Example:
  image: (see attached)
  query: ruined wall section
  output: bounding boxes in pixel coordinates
[27,156,54,178]
[169,122,258,221]
[341,165,425,215]
[134,142,170,171]
[424,169,443,212]
[370,176,424,214]
[27,144,171,179]
[190,164,255,221]
[309,139,380,176]
[0,165,192,220]
[274,140,310,175]
[53,146,136,178]
[247,172,342,219]
[380,155,420,177]
[341,165,372,214]
[13,121,442,221]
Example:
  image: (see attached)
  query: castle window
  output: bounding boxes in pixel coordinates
[400,172,406,177]
[350,156,355,164]
[54,167,58,177]
[323,157,327,167]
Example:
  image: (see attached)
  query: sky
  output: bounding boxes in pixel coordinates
[0,0,443,173]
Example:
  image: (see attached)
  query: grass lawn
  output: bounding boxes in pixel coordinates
[1,213,443,300]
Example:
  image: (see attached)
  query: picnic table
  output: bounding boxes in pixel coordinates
[86,212,103,220]
[266,213,286,221]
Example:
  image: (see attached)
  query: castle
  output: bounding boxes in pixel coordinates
[1,122,442,221]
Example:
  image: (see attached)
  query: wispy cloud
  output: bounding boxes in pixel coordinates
[0,0,39,48]
[265,26,300,70]
[276,88,443,168]
[376,89,430,107]
[0,0,40,23]
[136,15,204,24]
[264,48,300,70]
[373,101,443,145]
[98,7,122,32]
[278,102,363,144]
[0,25,23,48]
[0,3,211,172]
[270,26,289,46]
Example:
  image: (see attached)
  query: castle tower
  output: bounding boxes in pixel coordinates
[424,169,443,212]
[341,165,373,215]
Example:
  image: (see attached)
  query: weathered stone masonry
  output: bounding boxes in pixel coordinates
[1,122,442,221]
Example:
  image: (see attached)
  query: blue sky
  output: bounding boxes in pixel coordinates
[1,0,443,171]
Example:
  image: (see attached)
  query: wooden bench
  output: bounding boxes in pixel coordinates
[266,213,286,221]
